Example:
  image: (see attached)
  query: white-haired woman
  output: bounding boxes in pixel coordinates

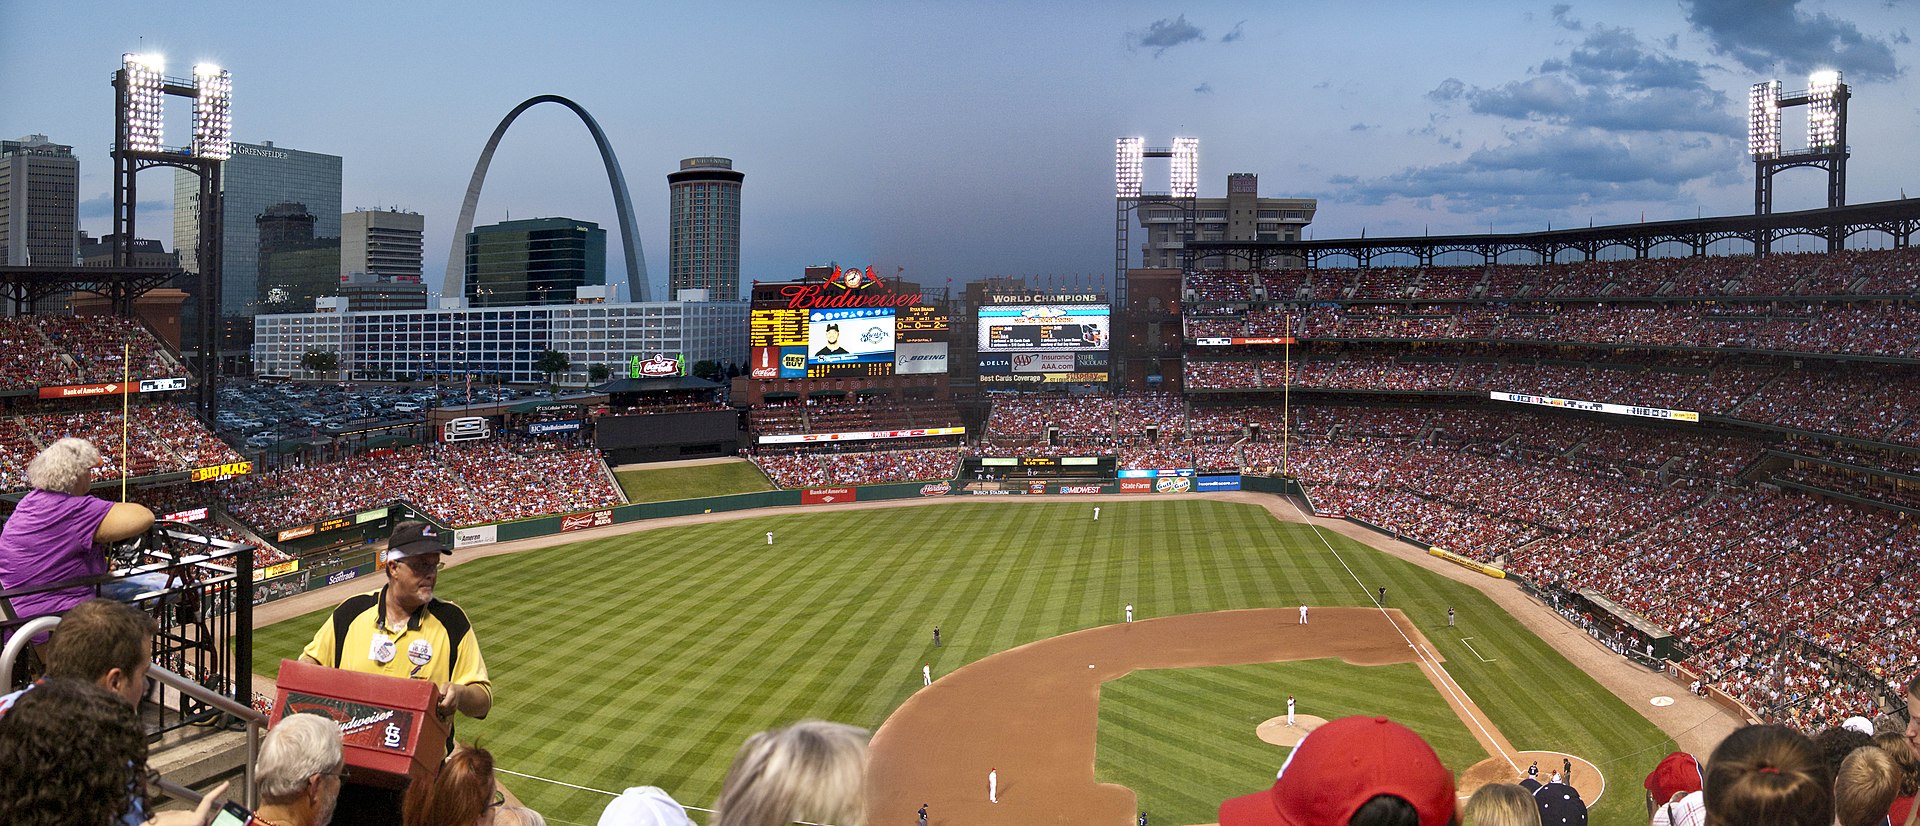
[0,438,155,632]
[712,720,868,826]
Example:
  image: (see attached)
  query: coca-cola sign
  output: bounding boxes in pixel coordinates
[629,353,683,378]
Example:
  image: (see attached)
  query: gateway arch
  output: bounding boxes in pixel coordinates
[443,95,649,302]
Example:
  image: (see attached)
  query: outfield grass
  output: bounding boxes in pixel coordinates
[613,460,775,503]
[1097,661,1487,826]
[254,500,1670,826]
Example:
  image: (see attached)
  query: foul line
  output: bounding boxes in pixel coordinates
[1460,637,1497,662]
[1281,496,1519,774]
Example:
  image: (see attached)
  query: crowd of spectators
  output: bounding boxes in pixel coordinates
[747,398,964,438]
[219,441,621,529]
[1185,349,1920,448]
[1191,300,1920,359]
[1183,247,1920,303]
[752,447,962,488]
[0,403,245,491]
[0,315,182,392]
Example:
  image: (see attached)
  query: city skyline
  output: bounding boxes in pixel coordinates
[4,1,1916,300]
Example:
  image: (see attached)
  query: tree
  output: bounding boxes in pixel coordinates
[300,349,338,376]
[535,349,571,391]
[588,362,610,382]
[691,359,722,381]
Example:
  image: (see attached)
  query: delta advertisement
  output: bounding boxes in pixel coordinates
[977,351,1109,385]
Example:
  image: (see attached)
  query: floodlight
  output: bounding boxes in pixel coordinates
[1170,137,1199,199]
[1748,80,1780,159]
[1807,70,1841,149]
[192,64,233,160]
[1115,137,1144,199]
[121,53,166,152]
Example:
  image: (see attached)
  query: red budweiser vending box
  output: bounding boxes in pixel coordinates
[271,659,449,789]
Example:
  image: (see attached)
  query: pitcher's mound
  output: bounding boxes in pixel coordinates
[1256,715,1328,746]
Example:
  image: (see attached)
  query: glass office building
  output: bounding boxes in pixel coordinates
[174,140,343,319]
[464,217,607,308]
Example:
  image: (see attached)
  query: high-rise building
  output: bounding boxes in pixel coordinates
[174,140,343,319]
[0,134,79,268]
[1135,172,1316,270]
[342,208,424,283]
[667,157,743,299]
[464,217,606,308]
[255,203,341,314]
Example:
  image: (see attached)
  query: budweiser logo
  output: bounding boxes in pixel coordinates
[920,482,951,496]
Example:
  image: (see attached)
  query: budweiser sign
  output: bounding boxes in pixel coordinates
[778,283,924,310]
[919,482,951,496]
[560,509,615,532]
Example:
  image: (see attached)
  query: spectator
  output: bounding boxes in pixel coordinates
[0,438,157,635]
[254,712,346,826]
[1218,715,1456,826]
[1460,783,1538,826]
[1704,724,1831,826]
[597,787,694,826]
[0,598,156,713]
[1816,726,1877,782]
[1644,751,1704,825]
[403,745,502,826]
[712,720,869,826]
[1875,732,1917,824]
[1834,746,1900,826]
[0,678,228,826]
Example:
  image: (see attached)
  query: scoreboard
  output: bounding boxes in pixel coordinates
[976,304,1109,352]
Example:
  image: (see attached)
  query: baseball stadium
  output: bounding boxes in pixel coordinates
[7,56,1920,826]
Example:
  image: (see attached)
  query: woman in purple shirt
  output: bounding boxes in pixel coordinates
[0,438,155,629]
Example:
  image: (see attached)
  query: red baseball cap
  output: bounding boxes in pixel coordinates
[1644,752,1703,804]
[1219,716,1456,826]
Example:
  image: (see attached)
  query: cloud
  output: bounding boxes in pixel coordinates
[1435,24,1738,136]
[1193,82,1214,94]
[78,192,169,221]
[1350,123,1374,132]
[1683,0,1903,81]
[1332,128,1734,212]
[1131,15,1205,56]
[1550,4,1583,30]
[1427,78,1467,102]
[1221,21,1246,43]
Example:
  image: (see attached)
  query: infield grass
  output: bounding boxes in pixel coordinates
[613,459,775,503]
[253,500,1670,826]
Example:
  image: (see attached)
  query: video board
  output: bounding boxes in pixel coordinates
[977,304,1110,352]
[747,269,948,379]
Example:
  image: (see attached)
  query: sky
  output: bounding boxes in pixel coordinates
[4,0,1916,300]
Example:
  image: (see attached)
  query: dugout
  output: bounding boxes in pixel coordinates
[1575,587,1681,661]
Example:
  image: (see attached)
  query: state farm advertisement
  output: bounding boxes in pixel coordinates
[1119,480,1154,493]
[802,487,857,505]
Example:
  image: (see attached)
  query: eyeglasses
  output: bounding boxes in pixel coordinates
[489,790,507,809]
[396,559,445,572]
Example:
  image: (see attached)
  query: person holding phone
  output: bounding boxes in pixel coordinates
[249,713,346,826]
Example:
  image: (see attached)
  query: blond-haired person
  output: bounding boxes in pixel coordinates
[712,720,868,826]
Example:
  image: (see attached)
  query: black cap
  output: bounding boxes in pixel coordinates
[386,520,452,560]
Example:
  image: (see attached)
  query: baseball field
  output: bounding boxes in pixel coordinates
[252,498,1677,826]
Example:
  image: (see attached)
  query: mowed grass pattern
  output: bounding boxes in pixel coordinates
[613,460,775,504]
[1097,661,1487,826]
[252,500,1673,826]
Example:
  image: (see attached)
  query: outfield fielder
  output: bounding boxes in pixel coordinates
[1093,506,1100,521]
[766,531,773,545]
[1125,603,1133,623]
[922,664,931,686]
[1298,604,1309,625]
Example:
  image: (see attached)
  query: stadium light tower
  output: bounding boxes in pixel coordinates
[1749,70,1849,251]
[112,52,233,419]
[1113,136,1199,307]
